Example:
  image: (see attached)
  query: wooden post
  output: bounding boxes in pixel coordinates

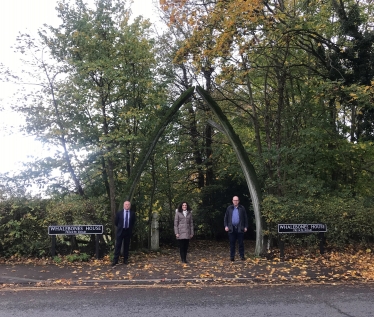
[319,232,325,255]
[95,234,100,259]
[279,238,285,262]
[51,235,56,257]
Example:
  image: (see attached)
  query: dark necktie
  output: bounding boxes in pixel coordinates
[125,210,129,228]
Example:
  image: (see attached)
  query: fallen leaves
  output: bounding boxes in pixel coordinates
[53,278,72,285]
[1,240,373,289]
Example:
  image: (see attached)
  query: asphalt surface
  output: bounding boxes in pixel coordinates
[1,284,374,317]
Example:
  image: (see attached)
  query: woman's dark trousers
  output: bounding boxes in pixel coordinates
[179,239,189,263]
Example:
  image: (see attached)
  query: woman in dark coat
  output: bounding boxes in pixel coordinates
[174,202,194,263]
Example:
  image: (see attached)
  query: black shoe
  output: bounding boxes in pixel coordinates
[123,259,129,265]
[230,257,234,261]
[240,257,245,261]
[111,262,118,267]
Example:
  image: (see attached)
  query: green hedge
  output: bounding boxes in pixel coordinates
[0,198,50,257]
[262,194,374,248]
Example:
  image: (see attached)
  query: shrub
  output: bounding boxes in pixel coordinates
[0,198,50,257]
[66,253,90,262]
[262,194,374,249]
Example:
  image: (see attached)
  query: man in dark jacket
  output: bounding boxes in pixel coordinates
[224,196,248,261]
[112,200,136,267]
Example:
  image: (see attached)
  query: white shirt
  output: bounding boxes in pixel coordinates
[123,210,130,228]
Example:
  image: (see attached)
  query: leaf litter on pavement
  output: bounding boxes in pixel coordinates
[0,240,373,288]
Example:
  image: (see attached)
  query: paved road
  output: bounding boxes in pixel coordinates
[1,284,373,317]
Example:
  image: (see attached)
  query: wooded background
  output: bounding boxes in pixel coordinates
[1,0,374,257]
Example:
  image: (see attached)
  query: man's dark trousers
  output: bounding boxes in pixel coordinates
[113,229,131,264]
[229,227,244,259]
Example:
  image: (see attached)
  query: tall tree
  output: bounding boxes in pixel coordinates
[7,0,162,232]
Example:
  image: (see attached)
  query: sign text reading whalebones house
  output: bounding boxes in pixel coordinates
[278,224,327,233]
[48,225,103,235]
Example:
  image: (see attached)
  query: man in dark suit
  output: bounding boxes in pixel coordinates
[224,196,248,261]
[112,200,136,267]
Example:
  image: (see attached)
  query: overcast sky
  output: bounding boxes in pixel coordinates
[0,0,157,174]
